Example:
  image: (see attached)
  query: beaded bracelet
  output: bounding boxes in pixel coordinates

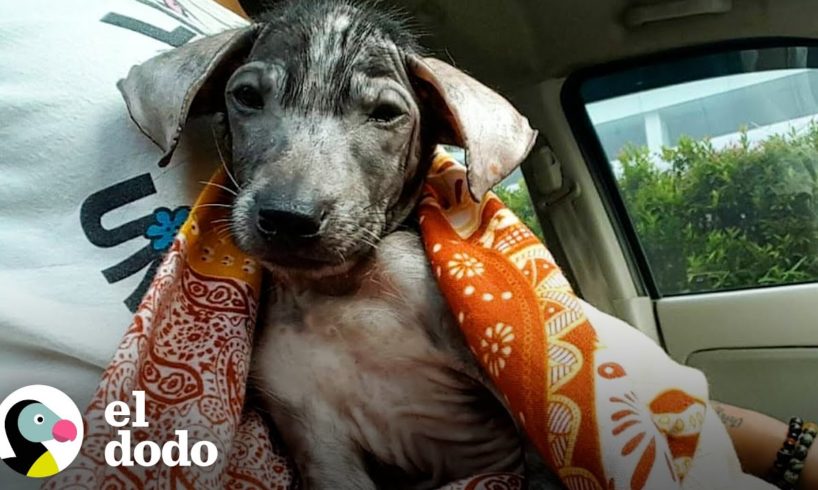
[769,417,803,486]
[780,422,817,489]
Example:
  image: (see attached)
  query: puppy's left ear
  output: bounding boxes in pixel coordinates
[118,26,260,165]
[408,56,538,199]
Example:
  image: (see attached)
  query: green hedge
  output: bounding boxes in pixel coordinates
[618,127,818,293]
[501,125,818,294]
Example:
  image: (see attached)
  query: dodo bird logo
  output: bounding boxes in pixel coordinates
[0,385,83,478]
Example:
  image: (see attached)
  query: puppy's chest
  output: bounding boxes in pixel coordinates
[254,275,518,476]
[255,272,461,408]
[252,233,524,483]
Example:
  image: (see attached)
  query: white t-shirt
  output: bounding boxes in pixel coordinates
[0,2,245,484]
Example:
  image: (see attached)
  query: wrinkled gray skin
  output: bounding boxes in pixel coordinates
[212,2,554,489]
[228,2,427,273]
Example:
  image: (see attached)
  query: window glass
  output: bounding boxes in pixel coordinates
[579,47,818,295]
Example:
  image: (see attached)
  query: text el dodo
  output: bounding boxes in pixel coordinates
[104,391,218,467]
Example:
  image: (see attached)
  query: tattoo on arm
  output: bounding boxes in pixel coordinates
[714,403,744,429]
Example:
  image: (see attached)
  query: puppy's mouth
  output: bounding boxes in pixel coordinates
[256,240,377,278]
[230,214,384,278]
[264,253,339,270]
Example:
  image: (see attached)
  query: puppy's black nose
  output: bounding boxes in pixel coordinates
[256,205,323,240]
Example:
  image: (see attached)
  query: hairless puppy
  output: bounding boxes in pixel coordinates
[118,1,557,488]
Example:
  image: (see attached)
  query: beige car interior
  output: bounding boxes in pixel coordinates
[370,0,818,422]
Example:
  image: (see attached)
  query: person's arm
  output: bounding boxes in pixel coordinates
[713,402,817,489]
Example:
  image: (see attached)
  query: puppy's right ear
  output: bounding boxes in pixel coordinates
[407,56,537,201]
[118,26,260,165]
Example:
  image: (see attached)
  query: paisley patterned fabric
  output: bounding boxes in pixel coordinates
[44,177,297,489]
[46,149,773,489]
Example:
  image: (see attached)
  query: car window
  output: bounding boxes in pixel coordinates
[574,45,818,296]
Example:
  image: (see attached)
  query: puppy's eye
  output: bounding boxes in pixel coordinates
[233,85,264,110]
[368,103,405,124]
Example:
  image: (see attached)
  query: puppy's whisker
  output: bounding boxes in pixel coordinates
[192,203,233,213]
[359,228,381,241]
[360,239,380,250]
[213,223,233,237]
[199,180,238,196]
[210,123,243,191]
